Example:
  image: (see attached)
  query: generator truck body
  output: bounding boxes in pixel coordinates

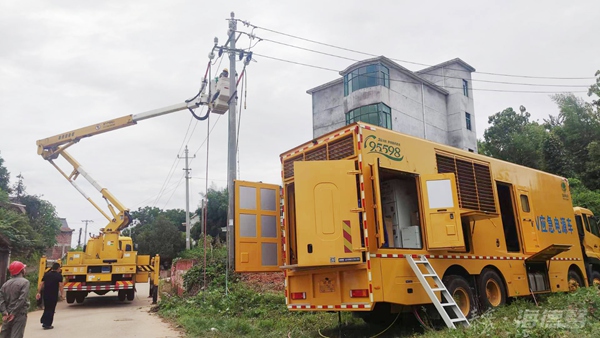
[235,122,589,323]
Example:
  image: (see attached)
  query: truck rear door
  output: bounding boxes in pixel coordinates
[294,160,363,267]
[419,173,465,250]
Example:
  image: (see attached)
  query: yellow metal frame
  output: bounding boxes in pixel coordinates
[234,180,282,272]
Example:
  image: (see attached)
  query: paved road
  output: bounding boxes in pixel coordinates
[24,282,182,338]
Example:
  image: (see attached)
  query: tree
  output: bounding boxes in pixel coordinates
[0,153,10,193]
[542,131,572,177]
[192,187,227,241]
[479,107,546,169]
[11,173,26,201]
[18,194,61,248]
[129,206,188,240]
[569,178,600,217]
[583,141,600,191]
[588,70,600,109]
[546,94,600,190]
[136,214,185,266]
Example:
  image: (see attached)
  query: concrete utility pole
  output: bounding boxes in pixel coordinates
[226,12,238,270]
[178,145,195,250]
[81,219,93,244]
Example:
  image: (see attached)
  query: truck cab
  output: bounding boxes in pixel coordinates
[573,207,600,286]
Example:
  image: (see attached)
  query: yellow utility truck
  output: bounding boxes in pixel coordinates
[235,122,589,327]
[35,76,229,303]
[573,207,600,286]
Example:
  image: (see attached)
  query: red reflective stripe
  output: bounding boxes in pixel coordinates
[369,254,580,261]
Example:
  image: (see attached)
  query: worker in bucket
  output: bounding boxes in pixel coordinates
[0,261,30,338]
[219,68,229,79]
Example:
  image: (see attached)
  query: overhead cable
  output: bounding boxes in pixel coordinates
[246,22,594,80]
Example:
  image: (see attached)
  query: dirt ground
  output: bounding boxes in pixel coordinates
[23,282,182,338]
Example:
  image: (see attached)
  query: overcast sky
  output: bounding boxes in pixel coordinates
[1,1,598,246]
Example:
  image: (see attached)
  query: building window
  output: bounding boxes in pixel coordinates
[346,103,391,128]
[465,112,472,131]
[462,79,469,97]
[344,63,390,96]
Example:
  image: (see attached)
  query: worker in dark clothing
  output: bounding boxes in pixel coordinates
[36,262,63,330]
[0,261,30,338]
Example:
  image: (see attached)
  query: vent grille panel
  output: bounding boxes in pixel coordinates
[328,135,354,160]
[435,154,497,213]
[282,134,355,179]
[305,147,327,161]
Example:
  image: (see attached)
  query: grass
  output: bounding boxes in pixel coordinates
[416,288,600,338]
[159,286,600,337]
[159,240,600,337]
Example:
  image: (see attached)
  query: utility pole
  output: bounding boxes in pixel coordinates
[77,228,82,248]
[226,12,238,270]
[81,219,93,245]
[178,145,195,250]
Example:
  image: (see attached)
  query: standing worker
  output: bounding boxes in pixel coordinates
[36,262,63,330]
[0,261,30,338]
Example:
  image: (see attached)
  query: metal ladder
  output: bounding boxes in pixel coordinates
[406,255,470,329]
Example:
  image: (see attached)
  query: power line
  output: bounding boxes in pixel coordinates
[162,174,185,209]
[252,53,587,94]
[131,179,183,209]
[253,35,591,88]
[253,52,340,72]
[191,115,222,159]
[245,22,594,80]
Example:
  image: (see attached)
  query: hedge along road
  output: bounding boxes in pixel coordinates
[24,282,181,338]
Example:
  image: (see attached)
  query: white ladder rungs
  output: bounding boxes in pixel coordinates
[406,254,470,329]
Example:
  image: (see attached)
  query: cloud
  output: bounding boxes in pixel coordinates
[1,0,598,247]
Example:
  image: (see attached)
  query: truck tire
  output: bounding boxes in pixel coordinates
[75,292,86,304]
[118,290,126,301]
[442,275,475,318]
[592,271,600,288]
[66,291,76,304]
[477,269,506,310]
[568,270,584,291]
[126,289,135,301]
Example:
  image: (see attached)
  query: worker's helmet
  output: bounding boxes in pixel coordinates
[222,68,229,74]
[8,261,26,276]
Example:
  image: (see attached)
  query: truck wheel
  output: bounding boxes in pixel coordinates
[568,270,584,291]
[126,289,135,301]
[66,291,76,304]
[477,269,506,310]
[591,271,600,288]
[443,275,475,318]
[152,285,158,304]
[118,290,126,301]
[75,292,86,304]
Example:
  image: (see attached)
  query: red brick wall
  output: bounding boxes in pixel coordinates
[170,259,197,296]
[57,231,72,246]
[47,245,70,260]
[46,230,73,260]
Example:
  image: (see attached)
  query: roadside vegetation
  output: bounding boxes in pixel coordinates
[155,238,600,338]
